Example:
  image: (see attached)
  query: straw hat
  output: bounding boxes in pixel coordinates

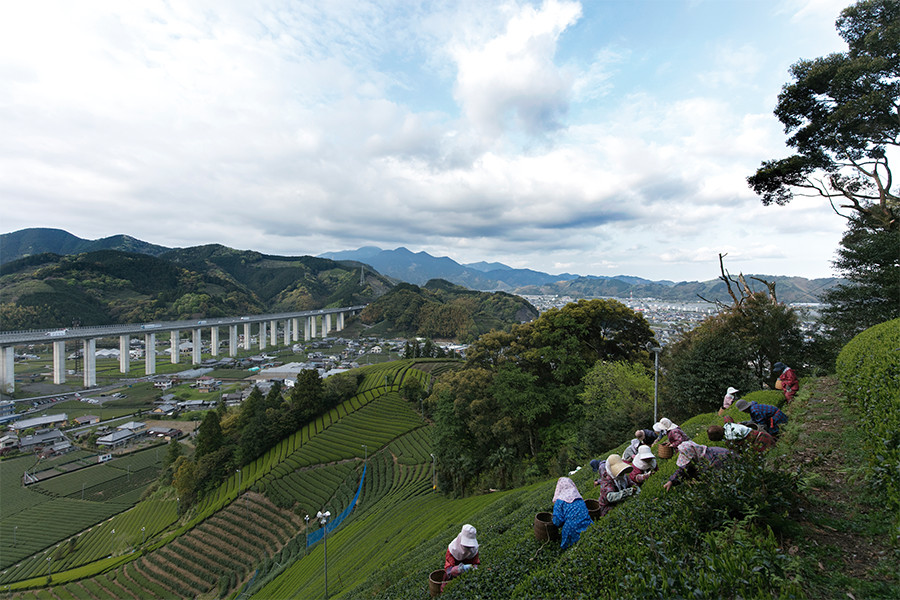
[735,399,751,412]
[606,454,633,478]
[726,386,739,395]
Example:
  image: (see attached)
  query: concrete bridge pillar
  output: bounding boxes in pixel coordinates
[325,314,332,336]
[210,327,219,356]
[321,315,327,338]
[145,333,156,375]
[83,338,97,388]
[192,329,202,365]
[119,335,130,373]
[229,325,238,357]
[337,312,345,331]
[292,318,300,342]
[53,340,66,384]
[283,319,291,346]
[170,330,180,364]
[1,346,14,394]
[259,321,267,350]
[304,317,312,341]
[270,320,277,346]
[243,323,252,351]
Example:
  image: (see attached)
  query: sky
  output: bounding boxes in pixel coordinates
[0,0,859,282]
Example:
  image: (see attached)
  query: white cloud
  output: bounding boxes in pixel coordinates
[0,0,856,281]
[450,0,582,139]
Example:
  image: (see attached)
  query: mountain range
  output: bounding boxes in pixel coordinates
[1,229,842,304]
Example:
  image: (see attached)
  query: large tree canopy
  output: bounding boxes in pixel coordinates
[747,0,899,231]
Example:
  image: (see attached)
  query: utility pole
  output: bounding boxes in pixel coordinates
[316,510,331,599]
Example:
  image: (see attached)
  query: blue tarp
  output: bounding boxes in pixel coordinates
[307,463,366,547]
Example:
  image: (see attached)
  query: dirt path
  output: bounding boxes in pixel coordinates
[780,377,899,598]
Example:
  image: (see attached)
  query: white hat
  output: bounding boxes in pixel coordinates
[636,445,655,461]
[658,417,678,431]
[726,387,739,395]
[460,524,477,547]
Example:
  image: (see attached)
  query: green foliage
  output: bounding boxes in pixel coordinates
[816,217,900,368]
[835,318,900,524]
[747,0,899,231]
[579,360,653,454]
[662,293,802,420]
[359,281,538,340]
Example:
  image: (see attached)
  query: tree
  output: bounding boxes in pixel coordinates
[172,456,197,510]
[194,410,223,460]
[747,0,899,231]
[289,369,325,425]
[662,293,802,419]
[579,361,654,454]
[817,214,900,359]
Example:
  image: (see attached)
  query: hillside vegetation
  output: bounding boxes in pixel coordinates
[358,280,539,341]
[5,320,898,599]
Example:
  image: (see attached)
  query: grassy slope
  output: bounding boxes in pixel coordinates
[7,372,896,599]
[271,377,895,600]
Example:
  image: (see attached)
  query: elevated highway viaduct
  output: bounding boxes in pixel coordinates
[0,305,366,394]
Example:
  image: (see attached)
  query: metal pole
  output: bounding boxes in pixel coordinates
[237,469,242,490]
[141,526,146,545]
[361,444,367,463]
[430,454,435,491]
[13,526,17,546]
[323,521,328,599]
[653,349,660,424]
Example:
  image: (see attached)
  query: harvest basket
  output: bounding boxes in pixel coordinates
[585,498,602,520]
[657,442,674,459]
[428,569,446,597]
[534,512,559,542]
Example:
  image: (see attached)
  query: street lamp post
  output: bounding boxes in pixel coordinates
[647,345,662,423]
[141,526,146,545]
[316,510,331,599]
[47,557,52,579]
[361,444,367,463]
[110,529,115,557]
[237,468,242,491]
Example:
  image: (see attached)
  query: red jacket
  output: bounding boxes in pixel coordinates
[779,368,799,401]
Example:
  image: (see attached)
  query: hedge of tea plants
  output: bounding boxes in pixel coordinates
[836,318,900,522]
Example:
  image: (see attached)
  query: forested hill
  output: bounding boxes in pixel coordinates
[0,248,394,330]
[0,228,170,263]
[358,280,539,341]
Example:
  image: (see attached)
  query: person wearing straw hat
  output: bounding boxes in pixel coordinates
[707,416,777,451]
[443,524,480,585]
[663,441,732,491]
[550,477,593,549]
[718,386,741,416]
[595,454,638,516]
[772,362,799,403]
[734,398,788,436]
[625,445,658,486]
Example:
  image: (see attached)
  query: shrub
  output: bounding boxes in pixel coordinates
[835,318,900,526]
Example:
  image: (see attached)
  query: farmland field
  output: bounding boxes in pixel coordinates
[0,359,478,598]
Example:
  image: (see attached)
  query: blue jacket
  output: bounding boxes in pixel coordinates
[552,498,592,550]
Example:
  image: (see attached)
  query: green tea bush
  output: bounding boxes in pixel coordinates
[835,318,900,524]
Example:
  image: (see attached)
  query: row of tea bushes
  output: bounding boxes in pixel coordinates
[836,318,900,523]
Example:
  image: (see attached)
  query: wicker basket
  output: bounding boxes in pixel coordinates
[657,442,674,459]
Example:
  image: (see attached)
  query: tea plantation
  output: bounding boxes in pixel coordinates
[2,327,898,600]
